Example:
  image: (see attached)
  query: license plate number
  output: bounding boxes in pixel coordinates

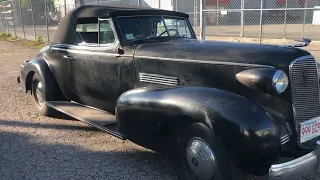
[300,117,320,143]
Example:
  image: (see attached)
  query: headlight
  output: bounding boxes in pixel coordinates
[272,70,289,94]
[236,68,289,95]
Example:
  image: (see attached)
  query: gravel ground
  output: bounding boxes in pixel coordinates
[0,40,320,180]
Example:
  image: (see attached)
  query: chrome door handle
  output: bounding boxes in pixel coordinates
[63,55,73,59]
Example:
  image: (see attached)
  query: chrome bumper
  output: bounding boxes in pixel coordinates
[269,148,320,180]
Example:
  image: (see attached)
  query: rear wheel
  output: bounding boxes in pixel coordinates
[171,122,246,180]
[31,73,56,116]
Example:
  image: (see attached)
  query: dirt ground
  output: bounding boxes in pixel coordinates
[0,40,320,180]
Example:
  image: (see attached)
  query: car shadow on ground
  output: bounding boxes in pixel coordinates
[0,127,178,180]
[0,119,99,132]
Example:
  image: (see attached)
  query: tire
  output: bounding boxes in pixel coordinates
[31,73,56,116]
[171,122,246,180]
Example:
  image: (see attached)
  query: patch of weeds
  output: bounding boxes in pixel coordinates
[0,32,10,39]
[35,36,43,42]
[23,41,46,50]
[0,32,18,42]
[0,31,46,50]
[7,35,19,42]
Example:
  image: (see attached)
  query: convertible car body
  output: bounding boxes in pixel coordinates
[18,5,320,180]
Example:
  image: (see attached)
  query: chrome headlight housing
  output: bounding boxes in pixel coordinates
[272,70,289,94]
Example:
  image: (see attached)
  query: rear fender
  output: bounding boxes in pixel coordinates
[116,86,281,175]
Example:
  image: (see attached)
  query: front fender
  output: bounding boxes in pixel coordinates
[116,86,281,175]
[19,58,65,101]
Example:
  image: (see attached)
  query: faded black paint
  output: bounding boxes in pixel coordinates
[18,5,317,177]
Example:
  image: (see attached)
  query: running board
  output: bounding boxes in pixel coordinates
[45,101,126,140]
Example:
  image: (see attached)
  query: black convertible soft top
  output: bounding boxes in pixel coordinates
[51,5,189,44]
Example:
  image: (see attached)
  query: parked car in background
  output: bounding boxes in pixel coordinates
[18,5,320,180]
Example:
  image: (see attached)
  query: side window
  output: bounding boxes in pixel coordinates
[75,18,115,45]
[76,23,98,33]
[99,20,115,45]
[156,21,168,36]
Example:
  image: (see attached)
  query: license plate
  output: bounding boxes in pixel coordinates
[300,117,320,143]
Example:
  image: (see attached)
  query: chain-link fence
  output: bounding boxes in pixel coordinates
[197,0,320,42]
[0,0,319,44]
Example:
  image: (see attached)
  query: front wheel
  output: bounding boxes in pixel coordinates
[31,73,56,116]
[171,122,246,180]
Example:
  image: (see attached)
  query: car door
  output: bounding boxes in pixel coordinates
[66,18,128,113]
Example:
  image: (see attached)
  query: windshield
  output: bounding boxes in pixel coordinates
[117,16,194,41]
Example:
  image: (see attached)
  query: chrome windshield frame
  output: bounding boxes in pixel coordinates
[114,15,197,42]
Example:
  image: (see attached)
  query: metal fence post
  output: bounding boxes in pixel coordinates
[216,0,219,35]
[194,0,198,35]
[283,0,288,39]
[3,2,9,34]
[199,0,205,40]
[11,1,17,37]
[0,4,3,32]
[259,0,264,44]
[240,0,244,37]
[64,0,67,15]
[44,0,49,43]
[175,0,178,11]
[302,0,308,38]
[30,0,36,40]
[19,0,26,39]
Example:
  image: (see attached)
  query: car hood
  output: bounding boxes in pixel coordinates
[133,39,311,70]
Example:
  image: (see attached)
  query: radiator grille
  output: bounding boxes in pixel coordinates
[289,57,320,146]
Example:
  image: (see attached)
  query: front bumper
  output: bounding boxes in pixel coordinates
[269,146,320,180]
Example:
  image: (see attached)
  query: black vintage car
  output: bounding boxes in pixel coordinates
[17,5,320,180]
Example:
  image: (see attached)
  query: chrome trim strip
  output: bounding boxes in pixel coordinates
[66,49,118,56]
[135,55,275,68]
[280,134,290,145]
[282,140,290,145]
[51,47,133,58]
[140,79,177,86]
[51,47,66,51]
[139,72,178,80]
[281,136,289,142]
[280,134,289,139]
[52,47,272,67]
[139,73,178,86]
[269,148,320,180]
[140,77,177,83]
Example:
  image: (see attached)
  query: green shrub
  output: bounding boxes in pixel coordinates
[35,36,43,42]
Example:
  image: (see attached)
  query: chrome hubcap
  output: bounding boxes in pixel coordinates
[186,137,217,180]
[35,82,44,105]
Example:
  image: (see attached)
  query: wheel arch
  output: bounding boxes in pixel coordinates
[115,86,281,176]
[25,71,35,93]
[20,58,66,101]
